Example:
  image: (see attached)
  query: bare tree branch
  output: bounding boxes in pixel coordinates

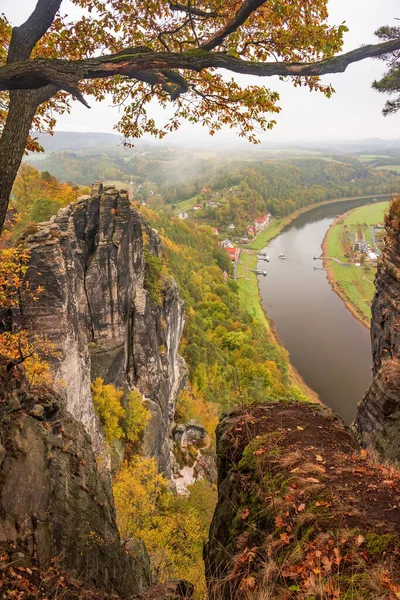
[201,0,267,51]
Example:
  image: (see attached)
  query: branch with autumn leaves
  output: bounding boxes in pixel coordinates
[0,0,399,235]
[1,38,400,106]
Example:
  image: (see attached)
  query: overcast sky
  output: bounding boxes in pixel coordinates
[2,0,400,144]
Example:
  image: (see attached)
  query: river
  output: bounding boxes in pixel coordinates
[257,197,386,424]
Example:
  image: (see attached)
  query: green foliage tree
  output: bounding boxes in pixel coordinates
[373,26,400,115]
[29,197,62,223]
[141,207,304,425]
[143,249,164,303]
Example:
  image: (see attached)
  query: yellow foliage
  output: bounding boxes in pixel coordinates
[0,243,32,308]
[113,457,216,598]
[0,330,58,387]
[177,389,220,437]
[0,238,58,387]
[91,378,125,443]
[11,163,86,218]
[113,456,166,540]
[125,389,151,444]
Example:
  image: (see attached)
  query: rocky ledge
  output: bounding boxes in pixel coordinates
[353,197,400,462]
[205,402,400,599]
[0,363,151,597]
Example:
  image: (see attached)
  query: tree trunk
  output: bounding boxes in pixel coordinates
[0,0,63,236]
[0,91,38,233]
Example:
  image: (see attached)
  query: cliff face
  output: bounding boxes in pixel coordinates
[205,402,400,600]
[0,365,151,596]
[21,183,185,474]
[353,201,400,462]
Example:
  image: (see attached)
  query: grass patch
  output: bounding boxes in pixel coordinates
[324,201,389,324]
[374,165,400,173]
[342,201,389,226]
[236,251,270,331]
[244,219,286,251]
[172,194,202,213]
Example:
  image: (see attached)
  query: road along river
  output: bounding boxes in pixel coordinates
[257,197,388,424]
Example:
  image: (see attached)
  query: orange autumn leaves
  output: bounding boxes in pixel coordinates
[0,1,347,145]
[0,229,57,387]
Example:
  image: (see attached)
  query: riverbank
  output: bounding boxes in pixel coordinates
[243,193,389,252]
[236,247,320,403]
[322,200,389,328]
[236,193,389,404]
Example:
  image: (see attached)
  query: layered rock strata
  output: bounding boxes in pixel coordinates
[353,199,400,462]
[21,183,185,474]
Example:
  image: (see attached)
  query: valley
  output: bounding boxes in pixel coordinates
[1,136,400,600]
[2,1,400,597]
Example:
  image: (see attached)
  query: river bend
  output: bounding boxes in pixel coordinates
[257,198,385,424]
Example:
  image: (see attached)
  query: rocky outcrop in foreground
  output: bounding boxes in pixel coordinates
[0,364,151,597]
[21,183,185,474]
[353,198,400,462]
[205,402,400,599]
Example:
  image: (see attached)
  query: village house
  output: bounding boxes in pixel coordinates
[221,239,234,249]
[178,211,189,220]
[228,223,236,230]
[225,247,237,262]
[193,204,201,211]
[212,227,219,235]
[254,214,270,232]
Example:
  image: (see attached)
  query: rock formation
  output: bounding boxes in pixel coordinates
[353,198,400,462]
[20,183,186,475]
[205,402,400,599]
[0,363,151,597]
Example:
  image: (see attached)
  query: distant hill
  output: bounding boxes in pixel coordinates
[31,131,400,156]
[33,131,122,152]
[298,138,400,154]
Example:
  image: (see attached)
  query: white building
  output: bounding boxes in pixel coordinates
[178,211,189,220]
[221,239,234,249]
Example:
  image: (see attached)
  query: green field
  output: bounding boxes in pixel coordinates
[324,201,389,325]
[236,251,271,329]
[342,201,389,226]
[172,194,202,213]
[358,154,391,162]
[375,165,400,173]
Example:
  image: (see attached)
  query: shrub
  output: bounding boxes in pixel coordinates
[113,457,217,597]
[91,378,125,443]
[124,389,151,444]
[143,249,163,302]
